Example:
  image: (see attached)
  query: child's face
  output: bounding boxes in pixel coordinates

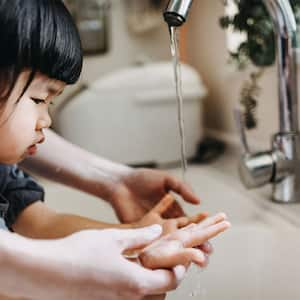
[0,71,65,164]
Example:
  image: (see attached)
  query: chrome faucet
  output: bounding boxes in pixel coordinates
[164,0,300,203]
[236,0,300,203]
[163,0,194,26]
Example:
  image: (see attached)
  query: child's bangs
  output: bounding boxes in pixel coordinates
[17,0,83,84]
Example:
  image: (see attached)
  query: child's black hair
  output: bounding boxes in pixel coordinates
[0,0,83,104]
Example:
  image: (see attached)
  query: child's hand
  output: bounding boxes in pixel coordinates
[133,194,208,235]
[139,213,230,270]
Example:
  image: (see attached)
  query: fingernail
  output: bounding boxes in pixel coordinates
[224,221,231,228]
[173,265,186,282]
[219,212,227,219]
[203,254,209,268]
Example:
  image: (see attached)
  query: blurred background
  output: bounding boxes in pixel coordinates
[54,0,285,167]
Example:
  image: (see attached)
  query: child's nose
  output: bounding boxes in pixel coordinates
[37,111,52,130]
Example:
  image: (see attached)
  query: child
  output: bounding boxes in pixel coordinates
[0,1,230,299]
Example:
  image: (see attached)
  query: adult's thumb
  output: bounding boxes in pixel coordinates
[116,225,162,252]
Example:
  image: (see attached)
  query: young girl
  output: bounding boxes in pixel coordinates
[0,1,230,299]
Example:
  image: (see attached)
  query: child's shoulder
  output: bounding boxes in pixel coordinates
[0,164,13,192]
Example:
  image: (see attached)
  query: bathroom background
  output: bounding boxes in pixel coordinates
[55,0,293,157]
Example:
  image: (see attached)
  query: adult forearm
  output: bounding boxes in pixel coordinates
[20,129,132,202]
[0,230,69,300]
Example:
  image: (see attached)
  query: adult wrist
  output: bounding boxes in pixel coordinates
[88,160,133,203]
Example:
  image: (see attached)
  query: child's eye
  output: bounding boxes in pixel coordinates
[31,98,46,105]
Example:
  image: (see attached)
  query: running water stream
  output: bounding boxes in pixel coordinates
[169,26,188,180]
[168,26,208,300]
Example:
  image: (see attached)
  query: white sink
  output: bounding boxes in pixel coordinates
[169,165,284,227]
[168,226,300,300]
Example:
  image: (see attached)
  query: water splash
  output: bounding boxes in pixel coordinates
[188,266,208,299]
[174,264,208,299]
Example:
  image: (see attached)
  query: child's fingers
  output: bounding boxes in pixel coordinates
[180,248,207,267]
[153,194,175,215]
[159,217,194,236]
[164,215,202,234]
[187,212,209,224]
[163,219,180,235]
[163,216,197,235]
[141,247,206,269]
[188,212,227,230]
[196,241,214,255]
[176,216,190,228]
[166,248,206,268]
[182,221,231,248]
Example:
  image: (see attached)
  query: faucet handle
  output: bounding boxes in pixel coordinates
[238,151,275,188]
[233,108,275,188]
[234,108,250,154]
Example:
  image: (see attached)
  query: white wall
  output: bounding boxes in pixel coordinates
[80,0,171,83]
[53,0,173,112]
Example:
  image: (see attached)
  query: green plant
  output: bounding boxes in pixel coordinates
[219,0,300,129]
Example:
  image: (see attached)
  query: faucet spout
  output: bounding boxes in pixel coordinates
[163,0,194,27]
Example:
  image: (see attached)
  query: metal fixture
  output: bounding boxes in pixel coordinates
[163,0,194,27]
[163,0,300,203]
[64,0,111,54]
[235,0,300,203]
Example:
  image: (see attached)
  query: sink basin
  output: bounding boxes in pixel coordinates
[168,165,282,227]
[168,225,300,300]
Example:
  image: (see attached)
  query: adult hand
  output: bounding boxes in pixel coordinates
[37,225,187,300]
[111,168,200,223]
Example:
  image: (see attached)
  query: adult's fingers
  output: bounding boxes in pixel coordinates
[173,265,186,283]
[164,176,200,204]
[128,263,186,295]
[152,194,175,215]
[114,225,163,251]
[162,199,185,219]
